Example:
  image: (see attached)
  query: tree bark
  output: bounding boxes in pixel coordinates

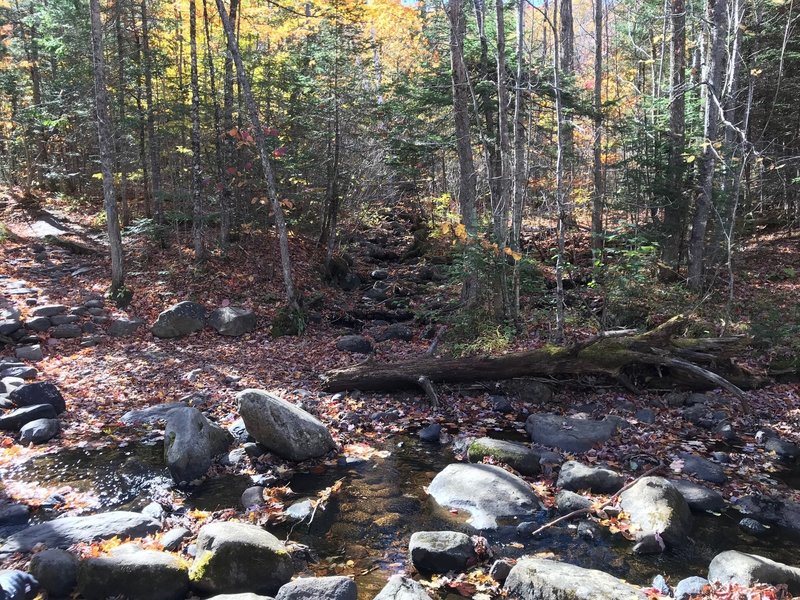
[322,317,758,400]
[141,0,162,224]
[511,0,526,254]
[220,0,239,249]
[90,0,125,293]
[662,0,687,267]
[591,0,604,256]
[190,0,204,261]
[688,0,727,290]
[215,0,297,308]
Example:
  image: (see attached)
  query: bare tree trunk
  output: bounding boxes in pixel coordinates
[141,0,161,224]
[662,0,687,267]
[220,0,239,248]
[688,0,727,290]
[215,0,297,307]
[115,0,130,226]
[189,0,204,261]
[591,0,604,256]
[90,0,125,293]
[559,0,574,171]
[553,0,567,341]
[494,0,512,319]
[202,0,223,248]
[131,6,151,217]
[447,0,479,306]
[511,0,526,253]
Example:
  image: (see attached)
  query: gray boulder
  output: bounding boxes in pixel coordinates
[77,548,189,600]
[504,558,648,600]
[237,389,335,462]
[708,551,800,594]
[190,522,294,595]
[15,345,43,362]
[108,318,145,337]
[526,413,618,453]
[207,595,273,600]
[151,301,206,338]
[555,490,593,515]
[374,324,413,342]
[0,318,21,335]
[674,576,709,600]
[276,577,356,600]
[335,335,372,354]
[51,315,79,325]
[409,531,477,574]
[121,402,185,426]
[735,494,800,534]
[427,463,543,529]
[50,324,82,339]
[0,511,160,553]
[670,480,725,513]
[164,407,232,484]
[29,548,78,598]
[10,382,66,413]
[373,575,433,600]
[556,461,624,493]
[0,504,29,526]
[619,477,692,548]
[678,453,727,483]
[19,418,59,445]
[31,304,66,317]
[209,307,257,336]
[160,527,190,551]
[467,438,540,475]
[0,366,37,380]
[0,404,58,431]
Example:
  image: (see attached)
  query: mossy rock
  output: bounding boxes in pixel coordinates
[467,438,541,475]
[189,522,293,595]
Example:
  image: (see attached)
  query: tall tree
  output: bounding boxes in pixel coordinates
[662,0,687,266]
[89,0,125,293]
[220,0,239,249]
[688,0,727,290]
[591,0,604,255]
[141,0,161,223]
[189,0,204,261]
[214,0,297,307]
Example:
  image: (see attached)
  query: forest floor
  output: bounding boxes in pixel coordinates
[2,185,800,598]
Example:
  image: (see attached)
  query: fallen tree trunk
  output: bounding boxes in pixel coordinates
[322,316,763,405]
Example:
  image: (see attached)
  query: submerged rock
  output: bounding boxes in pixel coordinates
[0,511,160,553]
[618,477,692,548]
[525,413,618,453]
[164,407,232,484]
[78,548,189,600]
[468,438,540,475]
[408,531,477,574]
[504,558,647,599]
[427,463,543,529]
[237,389,335,462]
[189,521,293,595]
[708,550,800,594]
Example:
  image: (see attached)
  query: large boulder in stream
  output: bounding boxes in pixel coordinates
[525,413,619,453]
[504,558,648,599]
[556,461,624,493]
[189,522,294,595]
[373,575,433,600]
[467,438,541,475]
[618,477,692,549]
[77,547,189,600]
[409,531,477,574]
[236,389,335,461]
[427,463,543,529]
[164,407,232,484]
[151,301,206,338]
[0,511,160,553]
[708,551,800,594]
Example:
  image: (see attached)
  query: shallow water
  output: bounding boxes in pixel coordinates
[2,436,800,598]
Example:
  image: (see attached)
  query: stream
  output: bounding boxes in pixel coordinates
[3,435,800,598]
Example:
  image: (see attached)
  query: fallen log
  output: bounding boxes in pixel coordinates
[321,316,761,407]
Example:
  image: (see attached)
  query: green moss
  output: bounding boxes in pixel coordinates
[188,550,214,582]
[271,305,307,337]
